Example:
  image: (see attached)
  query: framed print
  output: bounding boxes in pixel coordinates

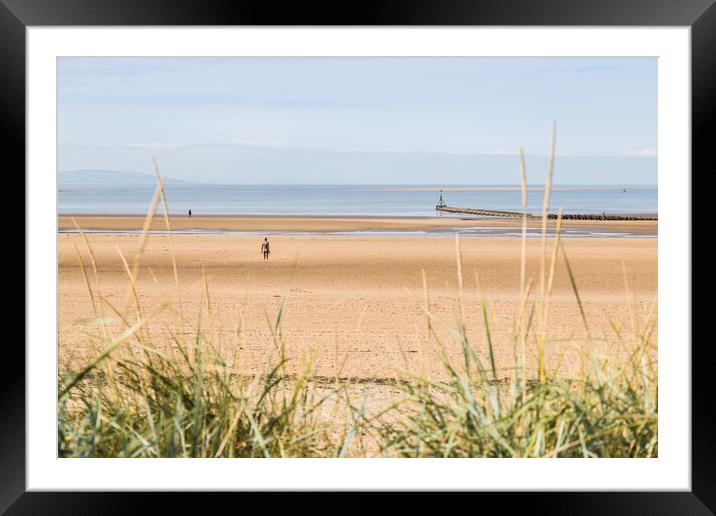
[5,0,714,512]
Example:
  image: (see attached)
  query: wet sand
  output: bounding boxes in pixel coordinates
[59,214,658,236]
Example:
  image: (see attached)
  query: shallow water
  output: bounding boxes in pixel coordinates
[58,184,657,217]
[58,226,655,239]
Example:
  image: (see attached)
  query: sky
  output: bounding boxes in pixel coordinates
[57,57,657,185]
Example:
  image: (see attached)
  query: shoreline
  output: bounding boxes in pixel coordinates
[59,214,658,237]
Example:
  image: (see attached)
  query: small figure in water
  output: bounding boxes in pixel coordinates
[188,209,192,217]
[261,238,270,260]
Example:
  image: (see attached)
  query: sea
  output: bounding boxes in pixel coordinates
[58,184,657,238]
[58,184,657,217]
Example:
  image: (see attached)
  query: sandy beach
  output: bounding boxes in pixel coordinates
[58,215,657,385]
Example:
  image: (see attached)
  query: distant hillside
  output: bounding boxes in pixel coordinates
[58,169,189,185]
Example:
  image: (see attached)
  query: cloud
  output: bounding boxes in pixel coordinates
[63,140,291,152]
[624,148,657,157]
[125,142,209,151]
[61,140,523,156]
[471,147,519,156]
[60,140,656,159]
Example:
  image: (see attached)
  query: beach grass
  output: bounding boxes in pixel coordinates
[57,136,657,458]
[372,235,657,458]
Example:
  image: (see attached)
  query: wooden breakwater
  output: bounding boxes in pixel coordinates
[435,205,657,221]
[436,205,528,218]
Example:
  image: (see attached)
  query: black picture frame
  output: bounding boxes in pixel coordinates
[4,0,712,513]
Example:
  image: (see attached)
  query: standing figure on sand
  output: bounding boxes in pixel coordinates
[261,237,270,260]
